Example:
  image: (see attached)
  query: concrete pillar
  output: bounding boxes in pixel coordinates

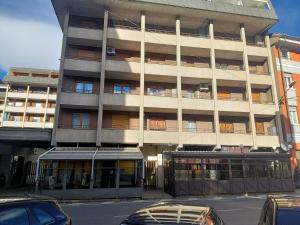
[265,35,284,148]
[96,10,109,146]
[22,85,30,128]
[139,13,146,147]
[43,87,50,128]
[240,25,257,149]
[0,85,9,126]
[176,17,183,149]
[209,21,221,149]
[51,9,70,146]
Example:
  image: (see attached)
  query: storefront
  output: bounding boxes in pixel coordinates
[164,152,294,196]
[36,147,143,199]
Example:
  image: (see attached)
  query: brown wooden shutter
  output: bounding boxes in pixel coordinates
[220,122,233,133]
[112,115,129,129]
[78,49,97,60]
[256,122,265,135]
[218,88,230,100]
[252,91,261,103]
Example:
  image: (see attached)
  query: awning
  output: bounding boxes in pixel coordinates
[41,147,143,160]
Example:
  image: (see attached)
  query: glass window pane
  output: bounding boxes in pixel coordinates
[119,160,137,187]
[0,208,30,225]
[84,83,93,93]
[72,113,81,128]
[82,114,90,128]
[114,85,122,94]
[122,86,130,94]
[75,83,84,93]
[32,208,55,225]
[94,161,116,188]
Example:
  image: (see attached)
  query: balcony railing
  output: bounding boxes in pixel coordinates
[218,95,247,101]
[214,32,241,41]
[216,63,244,71]
[256,126,277,136]
[58,124,97,129]
[182,93,212,100]
[103,125,139,130]
[182,127,215,133]
[252,99,274,104]
[62,87,98,94]
[144,125,178,132]
[249,69,270,75]
[65,55,102,62]
[108,19,140,30]
[145,24,176,35]
[145,92,177,98]
[220,129,251,134]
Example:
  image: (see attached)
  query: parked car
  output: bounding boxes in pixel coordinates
[258,196,300,225]
[0,196,71,225]
[120,202,225,225]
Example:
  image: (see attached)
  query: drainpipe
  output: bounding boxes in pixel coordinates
[34,147,55,193]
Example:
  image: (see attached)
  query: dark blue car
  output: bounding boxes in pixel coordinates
[0,197,71,225]
[258,196,300,225]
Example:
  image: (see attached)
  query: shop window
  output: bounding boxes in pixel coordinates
[40,161,64,190]
[94,161,116,188]
[244,160,257,178]
[66,161,91,189]
[119,160,138,188]
[256,161,269,178]
[231,160,244,179]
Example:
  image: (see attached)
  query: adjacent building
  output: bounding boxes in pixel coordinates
[271,34,300,173]
[0,67,58,187]
[34,0,294,198]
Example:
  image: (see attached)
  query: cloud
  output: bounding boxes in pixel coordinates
[0,16,62,72]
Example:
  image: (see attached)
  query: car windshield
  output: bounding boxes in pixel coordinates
[276,208,300,225]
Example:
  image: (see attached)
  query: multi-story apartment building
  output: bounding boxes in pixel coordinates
[0,67,58,188]
[37,0,294,198]
[271,34,300,174]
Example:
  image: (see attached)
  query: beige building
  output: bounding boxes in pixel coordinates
[0,68,58,129]
[34,0,290,199]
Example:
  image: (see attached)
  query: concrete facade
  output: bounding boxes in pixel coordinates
[46,0,283,196]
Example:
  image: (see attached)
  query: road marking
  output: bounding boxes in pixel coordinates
[218,209,241,212]
[114,215,129,218]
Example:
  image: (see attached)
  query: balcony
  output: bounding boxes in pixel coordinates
[217,87,249,112]
[214,33,243,52]
[256,135,279,147]
[60,90,99,108]
[68,26,103,43]
[5,106,26,113]
[23,122,44,128]
[144,130,179,144]
[103,92,139,108]
[2,121,23,127]
[145,24,176,46]
[26,107,46,114]
[215,59,246,81]
[182,94,214,111]
[182,132,217,145]
[64,58,101,74]
[101,128,139,144]
[7,91,27,99]
[27,93,48,100]
[220,133,253,146]
[56,127,97,143]
[46,108,55,114]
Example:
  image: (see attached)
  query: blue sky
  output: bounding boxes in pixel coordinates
[0,0,299,79]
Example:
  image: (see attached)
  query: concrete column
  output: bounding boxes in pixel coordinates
[240,25,257,149]
[265,35,284,149]
[0,85,9,127]
[139,13,146,147]
[22,85,30,128]
[209,21,221,149]
[51,9,70,146]
[96,10,109,146]
[176,17,183,149]
[43,87,50,128]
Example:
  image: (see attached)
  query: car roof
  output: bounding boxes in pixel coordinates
[123,202,212,225]
[269,196,300,209]
[0,194,57,205]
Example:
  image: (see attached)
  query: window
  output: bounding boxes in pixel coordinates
[186,89,194,98]
[281,49,290,59]
[220,122,234,133]
[289,107,298,124]
[119,160,138,187]
[114,84,130,94]
[72,113,90,129]
[149,118,166,131]
[76,82,93,94]
[284,73,293,89]
[187,120,197,132]
[0,208,29,225]
[112,114,129,129]
[147,87,165,96]
[32,207,55,225]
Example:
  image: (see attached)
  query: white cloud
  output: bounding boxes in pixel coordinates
[0,16,62,71]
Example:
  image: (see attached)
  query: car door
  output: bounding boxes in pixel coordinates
[0,205,31,225]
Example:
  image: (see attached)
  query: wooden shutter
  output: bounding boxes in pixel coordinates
[78,49,97,60]
[112,115,129,129]
[220,122,233,133]
[252,91,261,103]
[157,120,166,130]
[256,122,265,135]
[149,118,165,130]
[218,89,230,100]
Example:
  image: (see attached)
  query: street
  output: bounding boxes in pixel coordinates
[62,195,267,225]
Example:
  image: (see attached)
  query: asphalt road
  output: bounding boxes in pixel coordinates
[62,196,267,225]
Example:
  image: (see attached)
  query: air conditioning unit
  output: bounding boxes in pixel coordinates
[106,47,116,56]
[199,83,209,91]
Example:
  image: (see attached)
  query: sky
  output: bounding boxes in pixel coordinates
[0,0,299,79]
